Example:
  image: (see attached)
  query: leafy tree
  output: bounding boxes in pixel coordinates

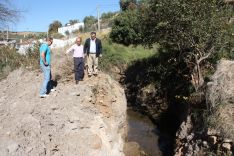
[83,16,97,25]
[119,0,137,11]
[48,20,62,34]
[101,12,118,19]
[69,19,79,25]
[139,0,233,91]
[83,16,97,32]
[110,0,149,45]
[110,10,141,46]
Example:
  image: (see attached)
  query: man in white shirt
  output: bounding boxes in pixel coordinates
[66,37,84,84]
[84,32,102,77]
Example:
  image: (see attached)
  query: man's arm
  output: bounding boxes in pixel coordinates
[40,44,48,65]
[99,39,102,54]
[66,45,74,54]
[83,39,88,54]
[41,52,48,65]
[99,39,102,57]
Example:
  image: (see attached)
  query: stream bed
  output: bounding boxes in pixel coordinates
[126,109,162,156]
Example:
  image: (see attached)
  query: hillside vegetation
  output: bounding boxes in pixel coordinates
[0,45,39,80]
[109,0,234,155]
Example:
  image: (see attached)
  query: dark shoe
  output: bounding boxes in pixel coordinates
[88,75,92,78]
[76,80,79,84]
[93,74,98,77]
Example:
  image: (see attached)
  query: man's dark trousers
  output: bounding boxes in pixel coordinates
[74,57,84,81]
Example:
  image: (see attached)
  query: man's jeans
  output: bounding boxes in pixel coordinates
[74,57,84,80]
[40,64,51,95]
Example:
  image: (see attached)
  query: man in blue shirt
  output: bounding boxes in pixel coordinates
[39,37,53,98]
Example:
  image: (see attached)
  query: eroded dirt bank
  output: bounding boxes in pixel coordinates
[0,68,127,156]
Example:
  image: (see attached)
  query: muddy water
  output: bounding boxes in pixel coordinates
[126,109,162,156]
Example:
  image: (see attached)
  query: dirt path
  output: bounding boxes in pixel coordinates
[0,49,127,156]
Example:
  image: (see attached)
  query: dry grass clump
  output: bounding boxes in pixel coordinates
[206,60,234,108]
[206,60,234,140]
[208,104,234,140]
[0,47,23,78]
[50,46,74,82]
[0,45,40,79]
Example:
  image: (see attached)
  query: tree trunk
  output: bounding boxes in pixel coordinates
[191,56,204,92]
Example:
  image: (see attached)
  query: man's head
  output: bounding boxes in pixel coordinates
[46,37,53,46]
[90,32,96,40]
[76,37,82,45]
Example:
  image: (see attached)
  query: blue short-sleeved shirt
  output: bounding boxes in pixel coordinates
[40,43,51,65]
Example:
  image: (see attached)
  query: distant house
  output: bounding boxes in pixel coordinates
[0,40,16,48]
[16,40,37,55]
[58,22,84,36]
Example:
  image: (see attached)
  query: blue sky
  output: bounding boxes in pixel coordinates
[10,0,120,32]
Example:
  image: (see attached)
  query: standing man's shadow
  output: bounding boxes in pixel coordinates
[46,75,60,94]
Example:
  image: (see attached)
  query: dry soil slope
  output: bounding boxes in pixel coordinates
[0,67,127,156]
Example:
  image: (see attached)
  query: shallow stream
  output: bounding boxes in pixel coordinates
[126,109,162,156]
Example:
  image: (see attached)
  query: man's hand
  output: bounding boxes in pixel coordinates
[41,52,48,66]
[99,54,102,58]
[43,61,48,66]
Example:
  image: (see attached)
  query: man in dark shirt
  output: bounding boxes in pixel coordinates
[84,32,102,77]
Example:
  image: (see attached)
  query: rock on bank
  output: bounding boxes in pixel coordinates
[0,68,127,156]
[175,60,234,156]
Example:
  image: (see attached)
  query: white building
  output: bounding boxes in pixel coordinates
[58,22,84,36]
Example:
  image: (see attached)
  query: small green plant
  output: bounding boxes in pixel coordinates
[99,38,156,73]
[24,42,40,69]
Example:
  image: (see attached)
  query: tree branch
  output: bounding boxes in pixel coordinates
[197,47,214,64]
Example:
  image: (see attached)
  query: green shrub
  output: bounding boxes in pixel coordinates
[0,43,40,79]
[83,16,97,32]
[0,47,24,78]
[24,42,40,69]
[110,10,141,46]
[139,0,233,90]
